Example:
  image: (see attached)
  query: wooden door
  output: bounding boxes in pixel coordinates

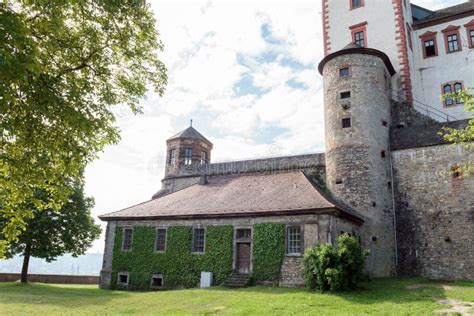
[236,243,250,274]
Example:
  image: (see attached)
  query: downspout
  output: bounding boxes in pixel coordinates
[388,141,398,275]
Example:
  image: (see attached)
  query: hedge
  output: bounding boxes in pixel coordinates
[111,225,234,290]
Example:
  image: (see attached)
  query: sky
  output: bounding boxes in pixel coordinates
[84,0,466,253]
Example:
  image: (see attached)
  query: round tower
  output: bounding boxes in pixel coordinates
[318,44,396,277]
[164,123,213,178]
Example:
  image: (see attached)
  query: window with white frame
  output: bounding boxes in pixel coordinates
[286,226,302,255]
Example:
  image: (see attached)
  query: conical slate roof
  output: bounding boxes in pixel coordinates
[167,126,212,144]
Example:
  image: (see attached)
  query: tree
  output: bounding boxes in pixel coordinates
[0,1,167,256]
[440,88,473,176]
[441,88,474,147]
[3,178,101,283]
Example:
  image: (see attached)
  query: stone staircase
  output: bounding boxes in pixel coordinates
[221,273,250,288]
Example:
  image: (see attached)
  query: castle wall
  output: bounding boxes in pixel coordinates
[322,53,395,277]
[392,144,474,280]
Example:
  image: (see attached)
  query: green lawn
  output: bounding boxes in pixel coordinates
[0,278,473,315]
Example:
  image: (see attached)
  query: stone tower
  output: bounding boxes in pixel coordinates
[164,124,213,178]
[318,44,396,277]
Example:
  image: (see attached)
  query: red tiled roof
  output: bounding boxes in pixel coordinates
[99,171,363,223]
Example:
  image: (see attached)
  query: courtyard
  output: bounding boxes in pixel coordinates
[0,278,473,315]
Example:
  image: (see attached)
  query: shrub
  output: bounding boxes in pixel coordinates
[304,234,368,291]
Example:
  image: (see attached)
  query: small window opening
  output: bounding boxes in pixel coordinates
[382,120,388,127]
[150,274,163,289]
[340,91,351,99]
[335,179,343,185]
[236,228,251,240]
[342,118,351,128]
[372,202,376,207]
[339,67,349,78]
[387,181,392,189]
[381,150,386,158]
[451,166,463,179]
[117,272,129,286]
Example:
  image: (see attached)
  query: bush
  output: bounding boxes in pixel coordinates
[304,234,368,291]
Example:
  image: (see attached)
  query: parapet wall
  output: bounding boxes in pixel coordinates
[0,273,99,284]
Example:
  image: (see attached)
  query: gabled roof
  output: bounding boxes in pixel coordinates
[413,1,474,28]
[167,126,212,144]
[99,171,364,224]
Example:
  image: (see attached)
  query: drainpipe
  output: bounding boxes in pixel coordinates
[388,141,398,275]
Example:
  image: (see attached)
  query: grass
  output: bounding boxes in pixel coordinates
[0,278,473,315]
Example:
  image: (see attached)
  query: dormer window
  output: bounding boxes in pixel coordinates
[350,0,364,10]
[184,148,193,165]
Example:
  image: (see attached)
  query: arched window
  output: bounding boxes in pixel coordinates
[443,84,453,106]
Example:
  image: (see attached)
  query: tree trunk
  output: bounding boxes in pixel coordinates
[21,244,32,284]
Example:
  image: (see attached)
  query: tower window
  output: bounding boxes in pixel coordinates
[354,31,365,47]
[340,91,351,99]
[200,151,207,164]
[350,22,367,47]
[382,120,388,127]
[342,118,351,128]
[339,67,350,78]
[168,149,176,165]
[350,0,364,10]
[381,150,386,158]
[335,179,343,185]
[184,148,193,165]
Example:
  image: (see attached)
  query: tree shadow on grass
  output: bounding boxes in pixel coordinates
[0,282,129,308]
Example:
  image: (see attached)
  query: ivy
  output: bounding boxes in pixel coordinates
[251,223,285,284]
[111,225,233,290]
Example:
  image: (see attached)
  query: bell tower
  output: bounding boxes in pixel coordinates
[164,122,213,178]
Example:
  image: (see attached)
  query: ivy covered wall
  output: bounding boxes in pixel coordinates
[111,222,287,290]
[251,223,286,284]
[111,225,234,290]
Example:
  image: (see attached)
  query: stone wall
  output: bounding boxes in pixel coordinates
[279,257,304,287]
[392,143,474,280]
[0,273,99,284]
